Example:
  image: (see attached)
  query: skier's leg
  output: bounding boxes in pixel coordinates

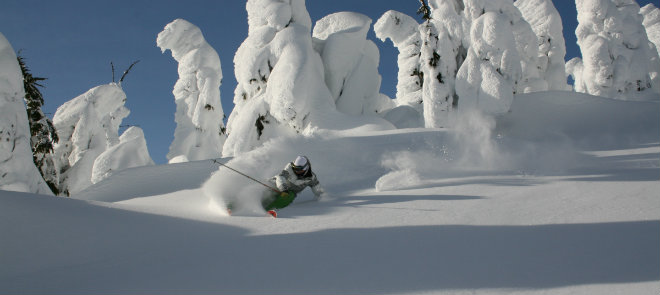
[261,190,278,211]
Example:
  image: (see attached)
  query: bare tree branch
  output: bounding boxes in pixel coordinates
[119,60,140,83]
[111,61,116,82]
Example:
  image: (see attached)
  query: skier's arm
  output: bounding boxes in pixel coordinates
[274,170,291,192]
[309,173,326,200]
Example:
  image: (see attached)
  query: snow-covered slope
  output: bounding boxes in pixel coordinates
[1,91,658,294]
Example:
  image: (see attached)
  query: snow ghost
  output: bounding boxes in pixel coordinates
[52,83,153,195]
[91,126,154,184]
[568,0,660,100]
[515,0,570,91]
[223,0,337,157]
[312,12,392,116]
[158,19,226,163]
[0,32,52,194]
[456,10,521,115]
[374,10,424,117]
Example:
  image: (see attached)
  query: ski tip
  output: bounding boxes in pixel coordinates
[267,210,277,218]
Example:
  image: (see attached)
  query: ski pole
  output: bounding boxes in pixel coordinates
[212,159,282,194]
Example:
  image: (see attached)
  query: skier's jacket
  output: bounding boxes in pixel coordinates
[270,162,325,198]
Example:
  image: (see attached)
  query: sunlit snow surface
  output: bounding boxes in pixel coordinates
[2,90,658,294]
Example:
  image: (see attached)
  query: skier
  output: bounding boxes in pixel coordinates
[261,156,326,217]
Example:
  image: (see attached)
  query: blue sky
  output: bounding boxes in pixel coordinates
[0,0,656,164]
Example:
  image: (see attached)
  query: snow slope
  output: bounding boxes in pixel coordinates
[1,91,659,294]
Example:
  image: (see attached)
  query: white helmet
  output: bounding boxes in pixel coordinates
[292,156,310,175]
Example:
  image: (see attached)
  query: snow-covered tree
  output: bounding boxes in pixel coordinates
[641,4,660,69]
[223,0,336,156]
[53,83,152,195]
[567,0,660,100]
[157,19,226,163]
[377,0,540,123]
[312,12,392,116]
[375,10,424,113]
[0,33,52,194]
[17,54,60,194]
[91,126,154,184]
[420,0,468,127]
[455,0,524,114]
[508,2,546,93]
[515,0,570,91]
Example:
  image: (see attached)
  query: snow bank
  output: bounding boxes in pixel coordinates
[157,19,226,163]
[568,0,660,100]
[53,83,151,195]
[0,32,51,194]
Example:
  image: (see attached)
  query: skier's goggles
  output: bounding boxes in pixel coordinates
[292,165,308,175]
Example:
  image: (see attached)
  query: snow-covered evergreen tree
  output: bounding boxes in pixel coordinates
[455,0,524,114]
[420,0,468,127]
[374,10,424,113]
[377,0,539,123]
[312,12,392,116]
[508,2,546,93]
[53,83,152,195]
[223,0,336,156]
[0,33,52,194]
[17,55,60,194]
[567,0,660,100]
[91,126,154,184]
[515,0,570,91]
[641,4,660,69]
[157,19,226,163]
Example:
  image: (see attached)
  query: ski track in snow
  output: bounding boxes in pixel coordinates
[1,92,659,294]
